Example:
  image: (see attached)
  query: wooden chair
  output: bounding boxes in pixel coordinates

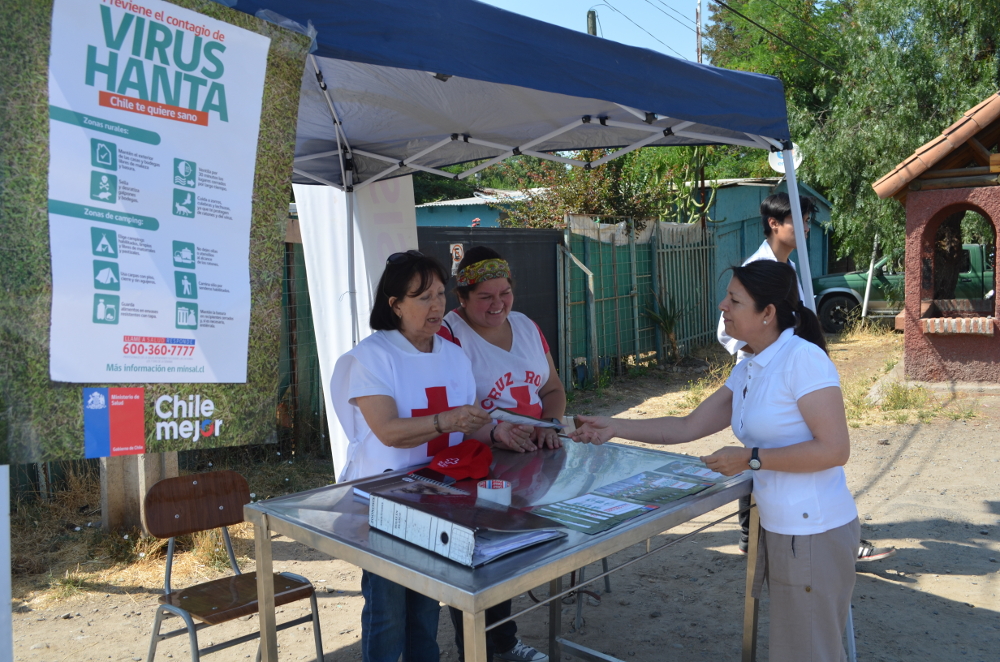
[142,471,324,662]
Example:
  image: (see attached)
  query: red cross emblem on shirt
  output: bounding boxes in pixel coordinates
[411,386,456,456]
[509,385,543,419]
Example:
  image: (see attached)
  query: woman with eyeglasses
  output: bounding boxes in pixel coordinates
[331,250,491,662]
[570,260,859,662]
[437,246,565,662]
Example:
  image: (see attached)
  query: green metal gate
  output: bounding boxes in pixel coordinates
[557,216,716,388]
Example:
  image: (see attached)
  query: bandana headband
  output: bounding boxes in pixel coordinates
[456,258,511,287]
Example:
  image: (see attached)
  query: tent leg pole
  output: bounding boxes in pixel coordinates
[783,150,816,311]
[346,170,359,345]
[861,234,880,318]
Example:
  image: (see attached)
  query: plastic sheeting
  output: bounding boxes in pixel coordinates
[566,215,709,246]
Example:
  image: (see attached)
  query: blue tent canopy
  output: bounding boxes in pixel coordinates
[230,0,816,342]
[233,0,792,190]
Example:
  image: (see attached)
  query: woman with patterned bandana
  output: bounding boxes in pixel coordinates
[438,246,565,662]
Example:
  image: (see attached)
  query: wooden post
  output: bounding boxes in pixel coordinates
[1,466,12,661]
[101,452,179,532]
[741,497,761,662]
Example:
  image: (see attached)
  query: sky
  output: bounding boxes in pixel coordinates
[476,0,704,63]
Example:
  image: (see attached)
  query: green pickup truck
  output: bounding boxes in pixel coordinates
[811,244,996,333]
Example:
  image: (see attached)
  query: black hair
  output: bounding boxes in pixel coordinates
[369,254,449,331]
[454,246,512,299]
[730,260,827,353]
[760,192,817,237]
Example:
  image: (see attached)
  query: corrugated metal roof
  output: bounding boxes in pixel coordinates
[415,188,539,208]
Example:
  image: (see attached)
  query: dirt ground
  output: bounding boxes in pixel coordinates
[12,332,1000,661]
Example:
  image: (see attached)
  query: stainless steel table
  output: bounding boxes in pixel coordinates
[245,442,761,662]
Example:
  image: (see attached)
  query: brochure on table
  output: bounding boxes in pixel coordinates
[531,456,725,534]
[46,0,270,383]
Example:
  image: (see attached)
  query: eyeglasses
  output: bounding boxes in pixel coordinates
[385,250,424,265]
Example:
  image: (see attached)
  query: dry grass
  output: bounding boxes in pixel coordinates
[11,451,335,605]
[678,361,733,410]
[570,325,980,430]
[831,325,980,427]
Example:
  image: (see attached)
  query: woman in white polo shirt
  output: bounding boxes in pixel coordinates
[570,260,859,662]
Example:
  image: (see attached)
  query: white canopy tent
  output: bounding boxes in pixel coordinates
[236,0,814,486]
[235,0,816,340]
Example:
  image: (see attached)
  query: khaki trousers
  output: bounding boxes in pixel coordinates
[755,518,861,662]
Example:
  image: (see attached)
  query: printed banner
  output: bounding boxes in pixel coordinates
[46,0,270,382]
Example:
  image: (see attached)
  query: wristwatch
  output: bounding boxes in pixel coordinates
[749,447,762,471]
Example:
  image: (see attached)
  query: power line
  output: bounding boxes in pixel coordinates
[639,0,695,34]
[651,0,698,27]
[712,0,843,75]
[755,0,841,49]
[601,1,690,60]
[749,0,899,88]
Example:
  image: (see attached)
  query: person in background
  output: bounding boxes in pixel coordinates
[573,260,860,662]
[331,250,491,662]
[438,245,564,662]
[718,192,895,562]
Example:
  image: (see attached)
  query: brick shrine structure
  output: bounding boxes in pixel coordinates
[873,94,1000,382]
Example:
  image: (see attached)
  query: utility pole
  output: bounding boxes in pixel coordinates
[587,9,597,36]
[696,0,702,63]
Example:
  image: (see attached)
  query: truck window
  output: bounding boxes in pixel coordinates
[959,249,971,273]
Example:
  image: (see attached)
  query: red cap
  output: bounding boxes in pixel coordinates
[427,439,493,480]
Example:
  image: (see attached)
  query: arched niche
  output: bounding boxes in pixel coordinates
[916,201,997,308]
[903,187,999,382]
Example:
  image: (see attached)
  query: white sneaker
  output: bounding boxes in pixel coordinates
[497,640,548,662]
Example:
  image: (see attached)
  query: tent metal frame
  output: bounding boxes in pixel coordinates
[292,56,815,346]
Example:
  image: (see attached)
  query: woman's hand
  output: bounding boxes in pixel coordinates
[440,405,492,436]
[700,446,752,476]
[492,421,536,453]
[532,425,563,450]
[567,415,615,445]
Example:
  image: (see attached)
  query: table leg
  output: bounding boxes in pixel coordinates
[548,576,562,661]
[251,510,279,662]
[741,497,761,662]
[462,609,488,662]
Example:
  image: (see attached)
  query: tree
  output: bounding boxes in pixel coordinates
[705,0,1000,263]
[484,148,717,229]
[412,169,479,205]
[806,0,1000,260]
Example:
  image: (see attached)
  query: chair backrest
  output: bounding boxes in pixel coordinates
[143,470,250,539]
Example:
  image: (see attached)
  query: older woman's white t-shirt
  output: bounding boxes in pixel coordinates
[724,328,857,536]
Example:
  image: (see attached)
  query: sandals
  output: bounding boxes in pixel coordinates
[857,539,897,562]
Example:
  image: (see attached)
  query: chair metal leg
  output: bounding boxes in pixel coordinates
[181,612,201,662]
[574,566,586,630]
[601,557,611,593]
[146,606,167,662]
[147,606,201,662]
[309,591,324,661]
